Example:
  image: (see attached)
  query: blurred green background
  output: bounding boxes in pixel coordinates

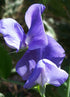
[0,0,70,97]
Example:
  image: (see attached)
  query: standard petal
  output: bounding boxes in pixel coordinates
[0,18,26,50]
[16,49,40,80]
[42,35,65,67]
[25,4,48,50]
[41,59,68,87]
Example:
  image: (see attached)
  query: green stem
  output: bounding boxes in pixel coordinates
[39,86,46,97]
[9,48,28,54]
[0,78,24,86]
[67,65,70,97]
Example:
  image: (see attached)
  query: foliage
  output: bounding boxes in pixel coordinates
[0,0,70,97]
[0,44,12,78]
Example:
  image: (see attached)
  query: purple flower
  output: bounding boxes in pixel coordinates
[16,35,68,88]
[0,4,48,51]
[24,59,68,88]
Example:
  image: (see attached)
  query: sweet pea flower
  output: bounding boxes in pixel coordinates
[0,4,48,51]
[16,35,68,88]
[24,59,68,88]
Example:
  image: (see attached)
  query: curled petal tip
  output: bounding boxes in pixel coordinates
[25,4,46,29]
[25,3,48,50]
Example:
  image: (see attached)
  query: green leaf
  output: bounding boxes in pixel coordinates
[45,85,58,97]
[67,65,70,97]
[57,82,67,97]
[0,44,12,78]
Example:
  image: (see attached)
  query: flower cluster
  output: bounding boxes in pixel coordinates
[0,4,68,89]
